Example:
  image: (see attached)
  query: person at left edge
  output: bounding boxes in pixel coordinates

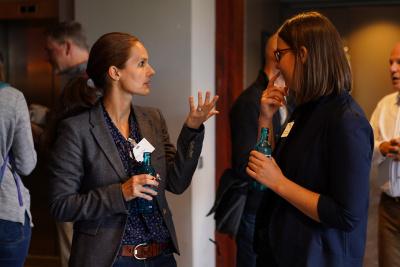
[46,32,219,267]
[0,54,37,267]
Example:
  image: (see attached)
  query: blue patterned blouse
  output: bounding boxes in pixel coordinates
[101,102,170,244]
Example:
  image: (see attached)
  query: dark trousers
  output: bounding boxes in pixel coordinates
[378,192,400,267]
[0,213,31,267]
[236,212,257,267]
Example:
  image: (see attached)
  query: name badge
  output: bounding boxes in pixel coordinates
[281,121,294,138]
[133,138,155,162]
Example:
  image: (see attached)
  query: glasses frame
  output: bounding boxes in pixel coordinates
[274,48,293,63]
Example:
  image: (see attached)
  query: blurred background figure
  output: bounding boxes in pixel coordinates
[43,21,89,79]
[0,53,37,266]
[31,21,89,146]
[229,32,295,267]
[30,21,89,267]
[370,41,400,267]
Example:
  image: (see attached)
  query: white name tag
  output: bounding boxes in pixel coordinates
[281,121,294,138]
[133,138,155,162]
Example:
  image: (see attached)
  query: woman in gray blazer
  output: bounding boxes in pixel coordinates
[47,32,218,267]
[0,59,37,266]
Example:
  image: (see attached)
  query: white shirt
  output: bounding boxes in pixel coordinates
[370,91,400,197]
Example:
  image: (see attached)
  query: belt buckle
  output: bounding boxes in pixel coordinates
[134,243,147,260]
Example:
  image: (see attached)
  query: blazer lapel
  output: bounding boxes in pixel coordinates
[275,93,345,180]
[89,103,127,182]
[132,105,158,150]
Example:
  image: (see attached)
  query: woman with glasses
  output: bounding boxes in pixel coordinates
[246,11,373,266]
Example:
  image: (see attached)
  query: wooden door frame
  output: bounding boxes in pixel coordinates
[215,0,244,266]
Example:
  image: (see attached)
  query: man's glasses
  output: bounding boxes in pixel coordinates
[274,48,293,63]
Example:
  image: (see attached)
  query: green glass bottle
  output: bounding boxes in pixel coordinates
[138,152,157,213]
[250,127,271,191]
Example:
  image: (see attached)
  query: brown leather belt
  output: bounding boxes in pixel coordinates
[121,242,169,260]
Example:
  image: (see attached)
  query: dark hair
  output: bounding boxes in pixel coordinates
[46,32,140,148]
[86,32,139,90]
[43,21,89,52]
[278,11,352,104]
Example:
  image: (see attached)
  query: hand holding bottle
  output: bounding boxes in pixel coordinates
[246,151,284,192]
[185,91,219,129]
[250,127,272,191]
[121,174,159,202]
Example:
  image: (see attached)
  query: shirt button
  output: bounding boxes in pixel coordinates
[163,208,167,214]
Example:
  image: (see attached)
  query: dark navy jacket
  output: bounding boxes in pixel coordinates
[255,92,373,267]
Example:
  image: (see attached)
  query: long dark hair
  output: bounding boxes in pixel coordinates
[46,32,139,148]
[278,11,352,105]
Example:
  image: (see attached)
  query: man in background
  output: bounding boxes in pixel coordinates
[31,21,89,144]
[31,21,89,267]
[229,33,295,267]
[370,41,400,267]
[43,21,89,80]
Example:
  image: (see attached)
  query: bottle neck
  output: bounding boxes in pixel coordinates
[260,129,269,143]
[143,153,152,166]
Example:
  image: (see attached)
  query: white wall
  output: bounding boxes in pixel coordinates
[74,1,216,266]
[190,1,216,266]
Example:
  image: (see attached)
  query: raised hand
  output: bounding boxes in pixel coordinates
[185,91,219,129]
[260,72,289,121]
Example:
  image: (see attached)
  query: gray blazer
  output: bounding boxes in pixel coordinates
[48,102,204,267]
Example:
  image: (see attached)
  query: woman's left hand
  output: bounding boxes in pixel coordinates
[246,150,321,222]
[185,91,219,129]
[246,151,284,191]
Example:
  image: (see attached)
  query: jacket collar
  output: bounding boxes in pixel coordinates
[88,102,160,182]
[89,102,127,182]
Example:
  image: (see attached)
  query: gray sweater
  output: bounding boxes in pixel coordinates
[0,85,37,226]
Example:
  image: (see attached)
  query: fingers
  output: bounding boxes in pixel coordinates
[197,91,204,110]
[136,174,159,188]
[267,72,281,89]
[185,91,219,128]
[197,91,217,111]
[122,174,159,201]
[204,94,220,120]
[246,166,256,178]
[390,139,400,146]
[190,91,217,113]
[261,88,289,108]
[209,94,219,108]
[189,96,195,112]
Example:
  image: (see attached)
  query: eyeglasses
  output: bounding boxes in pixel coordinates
[274,48,293,63]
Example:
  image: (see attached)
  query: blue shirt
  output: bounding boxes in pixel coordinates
[101,102,170,244]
